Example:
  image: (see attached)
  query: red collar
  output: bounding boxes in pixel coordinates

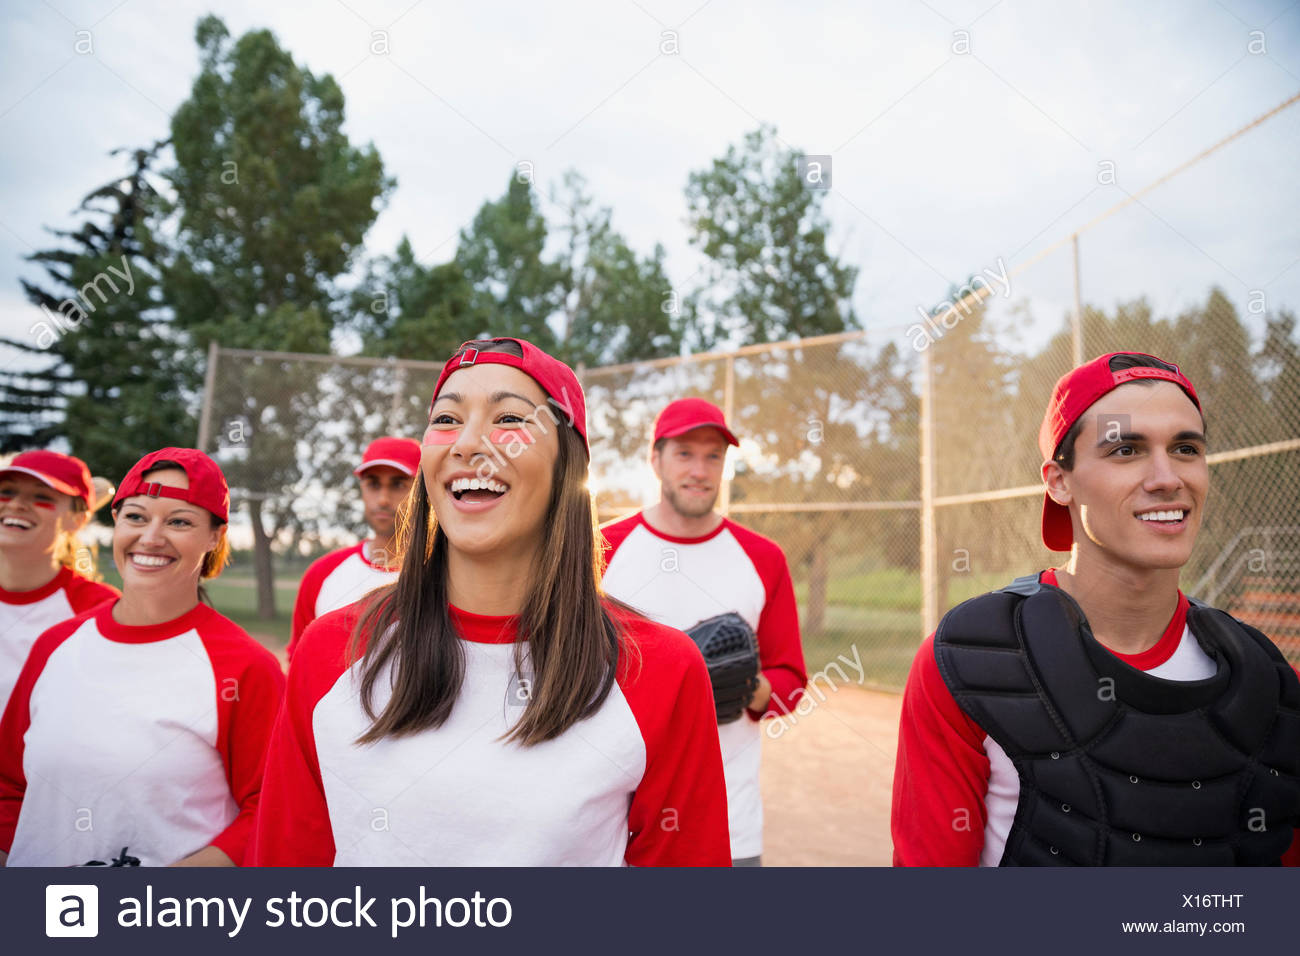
[449,604,520,644]
[0,565,72,605]
[634,512,729,545]
[358,541,398,572]
[95,600,218,644]
[1040,569,1189,670]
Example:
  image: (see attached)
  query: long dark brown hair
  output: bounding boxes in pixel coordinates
[352,345,628,746]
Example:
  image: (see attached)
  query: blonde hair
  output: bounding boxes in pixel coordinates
[53,476,117,582]
[51,497,100,581]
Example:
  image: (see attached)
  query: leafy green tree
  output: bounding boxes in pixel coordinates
[456,175,566,352]
[684,125,858,346]
[0,143,192,493]
[680,126,864,632]
[551,171,686,366]
[353,236,472,361]
[1258,308,1300,431]
[167,14,393,618]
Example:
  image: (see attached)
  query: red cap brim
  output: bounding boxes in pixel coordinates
[658,421,740,446]
[353,459,417,477]
[0,466,82,502]
[1041,492,1074,551]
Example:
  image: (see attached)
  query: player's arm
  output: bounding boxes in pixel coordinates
[891,634,991,866]
[172,845,234,867]
[750,550,807,717]
[288,565,320,662]
[201,636,286,866]
[0,622,77,861]
[624,624,731,866]
[1282,831,1300,866]
[250,620,340,866]
[1285,664,1300,866]
[0,691,28,861]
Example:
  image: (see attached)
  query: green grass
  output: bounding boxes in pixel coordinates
[795,567,1015,612]
[792,567,1027,690]
[799,605,920,691]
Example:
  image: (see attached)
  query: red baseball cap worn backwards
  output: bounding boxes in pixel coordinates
[355,437,422,476]
[112,448,230,523]
[1039,352,1201,551]
[430,338,589,457]
[0,450,95,509]
[654,398,739,447]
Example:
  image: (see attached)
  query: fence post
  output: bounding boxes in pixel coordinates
[1071,234,1084,366]
[197,340,219,451]
[388,358,405,427]
[919,344,939,637]
[719,354,736,516]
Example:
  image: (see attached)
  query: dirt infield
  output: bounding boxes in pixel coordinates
[759,686,900,866]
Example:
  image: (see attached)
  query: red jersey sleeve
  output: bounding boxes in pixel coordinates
[598,513,640,571]
[198,614,286,866]
[288,547,357,660]
[726,522,807,718]
[891,633,992,866]
[615,609,731,866]
[63,573,119,614]
[0,614,87,852]
[251,608,358,866]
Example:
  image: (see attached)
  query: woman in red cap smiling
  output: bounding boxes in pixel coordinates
[0,448,283,867]
[253,338,730,866]
[0,451,118,717]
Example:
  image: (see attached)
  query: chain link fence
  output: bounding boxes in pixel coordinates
[199,93,1300,682]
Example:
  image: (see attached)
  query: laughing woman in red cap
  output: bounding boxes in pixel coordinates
[253,338,730,866]
[0,449,283,867]
[0,451,119,717]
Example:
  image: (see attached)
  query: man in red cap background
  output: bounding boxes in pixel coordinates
[287,436,420,660]
[891,352,1300,866]
[602,397,807,866]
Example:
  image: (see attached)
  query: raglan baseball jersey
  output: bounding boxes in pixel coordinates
[0,600,284,866]
[892,569,1300,866]
[288,542,397,659]
[600,513,807,859]
[251,601,731,866]
[0,566,118,715]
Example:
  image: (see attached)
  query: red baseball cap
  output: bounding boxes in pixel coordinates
[354,437,422,476]
[112,448,230,523]
[1039,352,1201,551]
[430,338,589,457]
[0,450,95,509]
[653,398,739,447]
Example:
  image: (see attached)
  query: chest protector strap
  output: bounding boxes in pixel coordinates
[934,577,1300,865]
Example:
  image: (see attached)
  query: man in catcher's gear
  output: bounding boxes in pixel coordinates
[602,398,807,866]
[892,352,1300,866]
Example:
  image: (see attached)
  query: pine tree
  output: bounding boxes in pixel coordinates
[0,142,193,491]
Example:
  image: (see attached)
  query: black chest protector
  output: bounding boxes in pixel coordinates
[934,577,1300,865]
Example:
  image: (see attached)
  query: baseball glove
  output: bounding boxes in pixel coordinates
[79,846,140,867]
[685,612,760,724]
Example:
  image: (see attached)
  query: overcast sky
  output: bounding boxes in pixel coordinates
[2,0,1298,370]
